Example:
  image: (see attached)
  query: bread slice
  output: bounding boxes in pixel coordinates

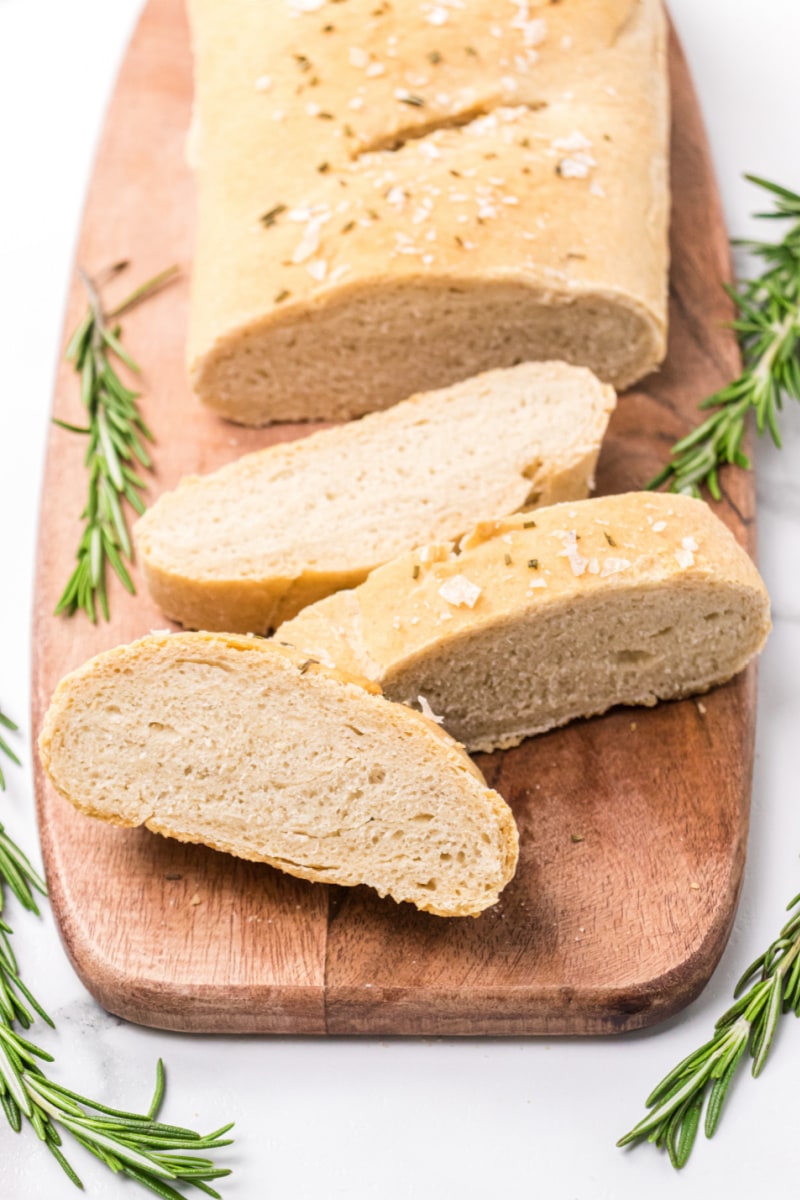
[38,633,518,917]
[134,362,615,633]
[187,0,668,423]
[278,493,771,752]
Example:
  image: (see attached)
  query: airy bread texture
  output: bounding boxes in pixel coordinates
[187,0,668,424]
[279,494,771,752]
[38,634,518,917]
[135,362,615,633]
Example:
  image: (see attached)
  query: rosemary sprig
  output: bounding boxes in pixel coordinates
[55,262,179,623]
[0,714,233,1195]
[618,888,800,1168]
[650,174,800,497]
[0,709,20,791]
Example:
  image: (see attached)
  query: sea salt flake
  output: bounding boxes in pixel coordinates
[426,5,449,25]
[528,578,548,590]
[306,258,327,281]
[292,215,326,264]
[438,575,482,608]
[554,529,588,577]
[418,695,445,724]
[675,536,698,569]
[652,521,667,533]
[552,130,592,153]
[557,154,595,179]
[601,557,632,577]
[255,74,272,92]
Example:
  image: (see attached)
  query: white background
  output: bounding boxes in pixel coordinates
[2,1,800,1196]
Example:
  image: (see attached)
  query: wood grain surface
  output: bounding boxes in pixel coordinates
[32,0,756,1036]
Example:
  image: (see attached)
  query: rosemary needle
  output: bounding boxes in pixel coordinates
[0,707,234,1194]
[649,175,800,498]
[54,262,179,623]
[618,888,800,1168]
[0,709,20,791]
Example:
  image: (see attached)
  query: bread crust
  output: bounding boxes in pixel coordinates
[187,0,669,422]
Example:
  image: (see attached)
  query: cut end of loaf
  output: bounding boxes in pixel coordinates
[39,633,518,918]
[191,280,661,425]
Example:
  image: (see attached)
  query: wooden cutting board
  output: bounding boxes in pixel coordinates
[32,0,756,1036]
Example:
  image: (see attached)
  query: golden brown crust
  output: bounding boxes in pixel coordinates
[187,0,669,422]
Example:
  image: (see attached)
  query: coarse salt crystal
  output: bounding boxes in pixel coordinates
[683,536,698,552]
[306,258,327,281]
[439,575,482,608]
[426,5,449,25]
[601,557,632,577]
[652,521,667,532]
[558,154,595,179]
[349,46,369,68]
[366,62,386,77]
[552,130,592,153]
[418,695,445,724]
[349,96,365,110]
[554,529,587,577]
[528,578,548,589]
[306,102,321,117]
[255,74,272,92]
[387,186,406,208]
[291,215,325,264]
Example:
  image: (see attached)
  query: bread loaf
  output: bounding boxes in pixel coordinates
[135,362,615,632]
[187,0,669,424]
[278,493,771,752]
[38,633,518,917]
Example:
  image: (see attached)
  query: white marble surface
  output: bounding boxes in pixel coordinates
[1,2,799,1196]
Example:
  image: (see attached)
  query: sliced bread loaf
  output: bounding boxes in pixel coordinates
[134,362,615,633]
[38,633,518,917]
[278,493,771,752]
[187,0,668,423]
